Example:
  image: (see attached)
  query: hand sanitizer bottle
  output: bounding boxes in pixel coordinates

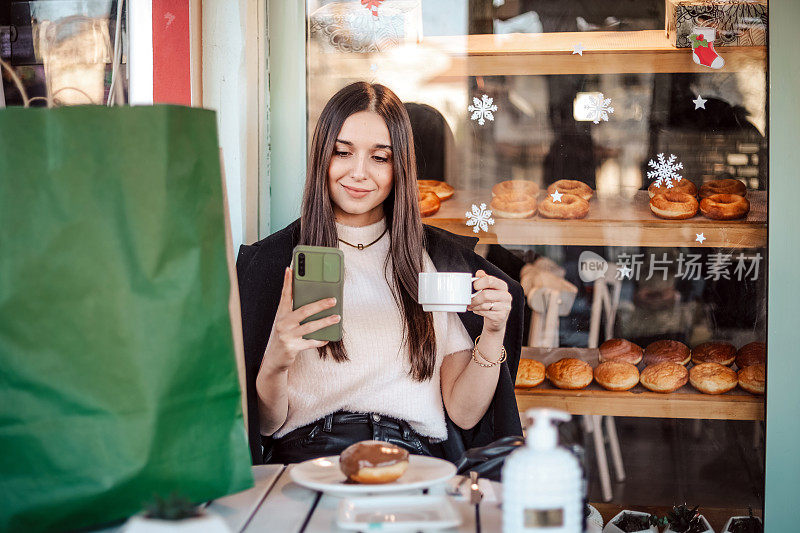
[502,409,582,533]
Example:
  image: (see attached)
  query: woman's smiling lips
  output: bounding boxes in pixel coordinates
[342,184,373,199]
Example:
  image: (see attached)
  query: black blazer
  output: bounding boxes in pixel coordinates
[236,219,524,464]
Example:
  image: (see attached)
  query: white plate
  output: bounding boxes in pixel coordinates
[289,455,456,495]
[337,495,461,531]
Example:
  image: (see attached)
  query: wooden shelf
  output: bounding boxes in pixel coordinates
[423,190,766,248]
[315,31,766,79]
[515,347,765,421]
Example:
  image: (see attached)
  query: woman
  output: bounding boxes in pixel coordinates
[237,82,525,464]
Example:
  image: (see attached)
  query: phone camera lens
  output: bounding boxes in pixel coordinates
[298,253,305,276]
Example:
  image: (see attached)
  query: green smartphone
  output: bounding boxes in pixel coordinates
[292,245,344,342]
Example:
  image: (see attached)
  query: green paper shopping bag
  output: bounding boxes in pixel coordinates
[0,105,253,532]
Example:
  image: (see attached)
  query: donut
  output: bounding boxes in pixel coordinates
[515,358,545,388]
[417,180,454,201]
[691,341,736,366]
[649,191,699,220]
[598,339,643,365]
[699,194,750,220]
[594,362,640,391]
[736,342,766,368]
[492,180,539,198]
[640,362,689,393]
[546,358,593,390]
[648,179,698,198]
[340,440,410,484]
[490,192,537,219]
[547,180,593,201]
[418,190,440,217]
[699,178,747,199]
[644,340,691,366]
[689,363,738,394]
[538,193,590,219]
[738,364,765,395]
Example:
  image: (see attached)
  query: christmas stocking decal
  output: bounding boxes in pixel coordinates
[690,27,724,69]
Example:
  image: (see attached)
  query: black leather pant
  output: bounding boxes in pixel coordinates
[268,411,444,464]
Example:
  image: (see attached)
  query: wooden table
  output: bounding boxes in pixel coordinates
[98,465,761,532]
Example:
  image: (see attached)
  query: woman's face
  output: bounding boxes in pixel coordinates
[327,110,394,227]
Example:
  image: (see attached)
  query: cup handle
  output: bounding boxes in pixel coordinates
[471,277,482,299]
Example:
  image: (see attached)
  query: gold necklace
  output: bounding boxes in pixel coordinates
[338,228,388,250]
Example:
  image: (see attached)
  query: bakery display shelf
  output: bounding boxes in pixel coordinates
[514,347,764,421]
[423,190,766,248]
[313,31,765,79]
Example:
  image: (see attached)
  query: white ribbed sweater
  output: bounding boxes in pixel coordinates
[273,218,474,440]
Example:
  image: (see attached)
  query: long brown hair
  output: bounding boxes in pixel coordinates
[299,82,437,381]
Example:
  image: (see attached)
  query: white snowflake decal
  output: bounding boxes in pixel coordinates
[584,93,614,124]
[465,203,495,233]
[468,95,498,126]
[647,153,684,188]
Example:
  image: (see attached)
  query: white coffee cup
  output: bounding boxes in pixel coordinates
[418,272,479,312]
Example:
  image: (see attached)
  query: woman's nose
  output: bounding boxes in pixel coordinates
[351,155,368,180]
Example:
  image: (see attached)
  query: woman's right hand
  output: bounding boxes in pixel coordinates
[261,267,340,374]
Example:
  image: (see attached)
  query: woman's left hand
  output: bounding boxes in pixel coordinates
[467,270,512,334]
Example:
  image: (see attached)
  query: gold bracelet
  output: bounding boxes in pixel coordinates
[470,335,507,367]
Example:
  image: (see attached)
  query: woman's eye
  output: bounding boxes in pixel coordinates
[334,150,350,157]
[373,155,389,163]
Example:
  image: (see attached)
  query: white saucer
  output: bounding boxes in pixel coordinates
[289,455,456,496]
[337,495,461,531]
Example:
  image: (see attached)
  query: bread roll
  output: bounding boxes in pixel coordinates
[640,362,689,393]
[594,362,640,391]
[546,358,593,390]
[644,340,690,366]
[691,341,736,366]
[599,339,643,365]
[515,358,545,388]
[689,363,738,394]
[735,342,766,368]
[738,364,765,395]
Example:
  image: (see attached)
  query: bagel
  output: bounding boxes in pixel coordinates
[699,178,747,199]
[648,179,698,198]
[538,193,589,219]
[418,190,441,217]
[547,180,593,201]
[417,180,454,201]
[699,193,750,220]
[490,192,537,219]
[492,180,539,198]
[649,191,699,220]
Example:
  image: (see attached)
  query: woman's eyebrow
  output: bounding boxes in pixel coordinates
[335,139,392,151]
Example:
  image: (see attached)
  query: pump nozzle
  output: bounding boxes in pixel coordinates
[525,408,571,450]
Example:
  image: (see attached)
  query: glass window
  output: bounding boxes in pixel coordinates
[306,0,766,524]
[1,1,127,107]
